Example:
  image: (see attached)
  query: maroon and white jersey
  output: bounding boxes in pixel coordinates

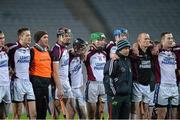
[7,42,30,80]
[172,45,180,82]
[51,42,69,83]
[0,48,10,86]
[153,50,177,84]
[85,46,106,81]
[105,41,116,60]
[69,52,83,88]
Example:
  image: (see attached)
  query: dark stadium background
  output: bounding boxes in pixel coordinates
[0,0,180,47]
[1,0,180,117]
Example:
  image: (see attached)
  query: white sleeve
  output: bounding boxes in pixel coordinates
[110,46,117,54]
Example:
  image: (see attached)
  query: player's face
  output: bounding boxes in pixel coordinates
[20,30,31,46]
[120,33,128,40]
[74,45,86,56]
[58,33,72,46]
[102,37,107,46]
[63,33,72,45]
[93,39,105,48]
[40,34,49,47]
[0,33,5,47]
[162,33,174,48]
[115,33,128,42]
[139,34,150,47]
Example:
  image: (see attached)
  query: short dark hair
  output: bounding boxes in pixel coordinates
[57,27,71,38]
[154,41,160,45]
[17,27,29,36]
[0,30,3,34]
[160,32,172,39]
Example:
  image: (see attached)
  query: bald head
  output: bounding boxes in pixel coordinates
[137,33,151,48]
[137,33,149,41]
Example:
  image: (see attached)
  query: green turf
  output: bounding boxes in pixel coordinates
[7,113,67,119]
[7,113,108,119]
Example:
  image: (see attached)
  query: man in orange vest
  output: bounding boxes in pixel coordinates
[29,31,63,119]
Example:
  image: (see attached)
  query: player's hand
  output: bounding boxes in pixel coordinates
[132,43,139,56]
[151,45,159,55]
[110,53,119,60]
[9,67,15,79]
[57,88,64,100]
[172,41,176,47]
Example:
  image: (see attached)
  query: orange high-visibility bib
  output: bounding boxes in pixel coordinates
[30,47,51,78]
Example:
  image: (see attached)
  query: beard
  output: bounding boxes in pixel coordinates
[63,41,71,46]
[96,46,103,51]
[74,50,82,56]
[74,53,81,57]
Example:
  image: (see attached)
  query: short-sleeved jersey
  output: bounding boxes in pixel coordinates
[85,46,106,81]
[131,47,153,85]
[172,45,180,82]
[69,52,83,88]
[153,50,177,84]
[51,42,69,82]
[105,41,116,60]
[110,46,117,54]
[0,48,10,86]
[7,42,30,80]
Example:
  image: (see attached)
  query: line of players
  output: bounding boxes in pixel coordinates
[0,27,179,119]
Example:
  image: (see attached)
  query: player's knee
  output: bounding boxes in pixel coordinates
[29,111,37,119]
[131,102,139,113]
[16,111,21,117]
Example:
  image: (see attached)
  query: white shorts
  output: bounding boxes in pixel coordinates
[55,80,73,99]
[149,91,155,106]
[85,81,106,103]
[72,86,86,105]
[11,78,35,102]
[132,82,151,104]
[0,86,11,103]
[154,83,179,106]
